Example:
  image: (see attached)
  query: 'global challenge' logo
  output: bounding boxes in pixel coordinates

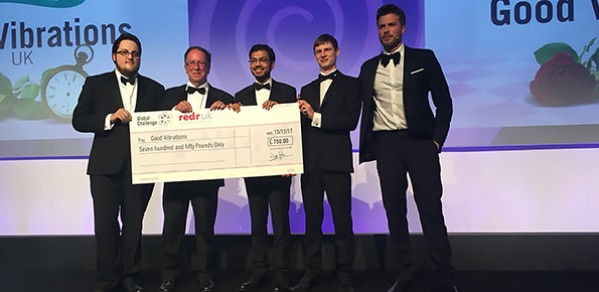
[136,112,171,127]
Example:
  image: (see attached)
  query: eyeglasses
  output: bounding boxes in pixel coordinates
[249,58,270,64]
[116,50,140,58]
[186,60,208,67]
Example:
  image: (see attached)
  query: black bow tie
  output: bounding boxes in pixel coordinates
[254,83,271,91]
[381,52,400,67]
[120,76,135,86]
[187,86,206,95]
[318,73,335,82]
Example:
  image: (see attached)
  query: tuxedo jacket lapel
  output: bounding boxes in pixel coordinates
[108,75,125,109]
[304,82,320,112]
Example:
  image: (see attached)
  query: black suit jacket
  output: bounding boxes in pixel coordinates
[162,84,234,187]
[72,71,165,175]
[300,71,361,174]
[358,46,453,163]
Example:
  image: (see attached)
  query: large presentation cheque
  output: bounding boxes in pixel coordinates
[129,103,303,184]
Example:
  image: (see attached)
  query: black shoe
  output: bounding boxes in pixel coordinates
[387,280,411,292]
[124,284,144,292]
[338,280,354,292]
[239,274,266,291]
[289,276,318,292]
[199,278,215,292]
[159,279,175,292]
[440,284,459,292]
[272,275,289,292]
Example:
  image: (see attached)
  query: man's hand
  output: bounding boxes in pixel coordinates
[262,100,278,110]
[110,108,132,123]
[175,100,193,113]
[297,99,314,120]
[227,102,241,113]
[209,100,227,111]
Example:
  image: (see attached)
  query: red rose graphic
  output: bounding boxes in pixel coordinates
[530,52,598,106]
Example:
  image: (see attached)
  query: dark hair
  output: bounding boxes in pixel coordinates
[184,46,212,65]
[376,3,406,26]
[249,44,276,63]
[112,32,142,56]
[313,33,338,51]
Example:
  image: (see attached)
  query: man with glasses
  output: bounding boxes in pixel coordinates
[72,32,165,292]
[158,46,234,292]
[232,44,296,292]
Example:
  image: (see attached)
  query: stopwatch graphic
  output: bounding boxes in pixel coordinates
[41,44,93,119]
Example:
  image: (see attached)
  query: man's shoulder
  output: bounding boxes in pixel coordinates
[300,78,319,91]
[234,84,254,97]
[336,71,358,82]
[405,46,435,57]
[86,71,114,82]
[209,85,234,98]
[139,74,165,90]
[272,80,295,91]
[166,84,186,93]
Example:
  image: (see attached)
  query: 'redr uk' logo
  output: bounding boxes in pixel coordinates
[178,111,213,121]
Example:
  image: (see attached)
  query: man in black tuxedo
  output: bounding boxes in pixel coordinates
[232,44,296,292]
[158,46,234,292]
[290,34,361,292]
[72,33,165,292]
[358,4,457,292]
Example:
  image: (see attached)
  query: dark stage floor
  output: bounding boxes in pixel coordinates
[1,269,598,292]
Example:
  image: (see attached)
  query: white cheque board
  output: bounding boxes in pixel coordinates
[129,103,303,184]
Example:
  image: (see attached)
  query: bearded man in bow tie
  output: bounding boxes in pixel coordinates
[72,32,165,292]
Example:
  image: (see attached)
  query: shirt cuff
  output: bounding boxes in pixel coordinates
[104,114,114,131]
[311,112,322,128]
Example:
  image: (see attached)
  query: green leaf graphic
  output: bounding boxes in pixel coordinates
[20,83,40,100]
[41,68,55,84]
[0,93,6,103]
[0,73,12,96]
[13,99,47,119]
[533,42,578,65]
[13,75,30,91]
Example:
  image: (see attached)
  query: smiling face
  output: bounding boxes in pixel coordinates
[112,39,141,78]
[377,12,406,52]
[250,49,273,83]
[314,41,339,73]
[184,48,210,87]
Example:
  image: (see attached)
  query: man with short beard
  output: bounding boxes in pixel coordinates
[358,4,457,292]
[72,32,165,292]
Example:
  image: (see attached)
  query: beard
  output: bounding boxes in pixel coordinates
[115,60,140,78]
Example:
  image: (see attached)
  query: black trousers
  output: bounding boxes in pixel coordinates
[300,168,354,281]
[374,130,455,281]
[244,176,292,277]
[90,167,153,290]
[161,181,219,280]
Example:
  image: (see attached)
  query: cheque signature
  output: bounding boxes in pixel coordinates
[270,150,293,161]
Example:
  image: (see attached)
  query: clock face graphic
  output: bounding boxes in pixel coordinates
[42,44,93,120]
[42,67,87,119]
